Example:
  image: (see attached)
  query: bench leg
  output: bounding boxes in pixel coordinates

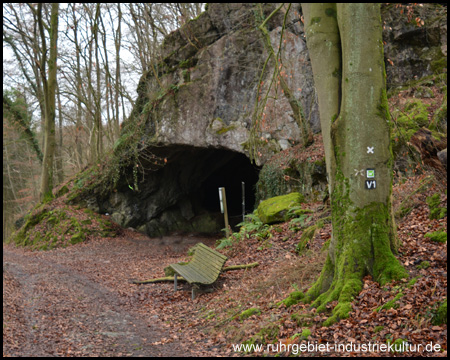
[192,285,200,300]
[174,273,178,291]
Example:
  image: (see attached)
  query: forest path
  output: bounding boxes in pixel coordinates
[3,231,220,357]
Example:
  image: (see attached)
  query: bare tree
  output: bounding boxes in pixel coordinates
[33,3,60,201]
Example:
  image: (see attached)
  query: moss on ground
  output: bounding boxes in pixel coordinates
[301,328,311,339]
[277,291,305,308]
[296,220,324,254]
[9,205,116,251]
[391,99,430,154]
[388,338,409,354]
[238,307,261,321]
[424,231,447,243]
[426,193,447,220]
[376,292,404,312]
[416,261,430,270]
[432,298,447,325]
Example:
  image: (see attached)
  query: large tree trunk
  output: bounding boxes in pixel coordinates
[39,3,59,201]
[302,3,407,326]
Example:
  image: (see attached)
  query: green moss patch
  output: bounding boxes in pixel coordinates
[237,307,261,321]
[424,230,447,243]
[426,193,447,220]
[391,99,432,158]
[296,221,324,254]
[432,298,447,325]
[416,261,430,270]
[387,338,409,354]
[9,204,116,251]
[277,291,305,308]
[301,328,311,339]
[257,193,304,224]
[376,292,404,312]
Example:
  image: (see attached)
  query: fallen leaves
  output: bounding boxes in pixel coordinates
[3,170,447,357]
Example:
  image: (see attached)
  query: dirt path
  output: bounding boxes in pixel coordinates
[3,231,220,357]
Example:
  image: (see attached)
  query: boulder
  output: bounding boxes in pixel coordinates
[437,148,447,169]
[257,192,304,224]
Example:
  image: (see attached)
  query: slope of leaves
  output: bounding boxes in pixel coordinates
[3,169,447,357]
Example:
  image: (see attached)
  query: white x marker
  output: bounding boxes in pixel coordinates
[367,146,374,154]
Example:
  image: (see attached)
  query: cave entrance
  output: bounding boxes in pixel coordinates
[198,149,260,228]
[138,145,261,236]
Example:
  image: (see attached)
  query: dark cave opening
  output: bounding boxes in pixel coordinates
[125,145,261,236]
[198,150,260,227]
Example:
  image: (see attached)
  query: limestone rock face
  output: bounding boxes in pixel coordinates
[381,4,447,85]
[131,3,318,166]
[77,4,446,237]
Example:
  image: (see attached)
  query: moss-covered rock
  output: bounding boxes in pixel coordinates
[257,192,304,224]
[9,204,116,251]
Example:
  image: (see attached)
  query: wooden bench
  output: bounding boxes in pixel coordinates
[168,243,227,299]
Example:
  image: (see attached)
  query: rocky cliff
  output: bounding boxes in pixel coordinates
[81,3,320,236]
[70,3,446,237]
[128,3,318,164]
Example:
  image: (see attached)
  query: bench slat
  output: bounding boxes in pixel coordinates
[189,254,225,273]
[196,245,227,260]
[171,260,221,284]
[171,264,212,284]
[169,243,227,285]
[191,247,227,272]
[192,245,227,266]
[171,262,217,284]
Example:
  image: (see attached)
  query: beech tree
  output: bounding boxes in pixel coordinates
[302,3,408,325]
[36,3,60,201]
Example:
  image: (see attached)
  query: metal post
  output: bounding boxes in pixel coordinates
[242,181,245,222]
[174,273,178,291]
[218,187,230,237]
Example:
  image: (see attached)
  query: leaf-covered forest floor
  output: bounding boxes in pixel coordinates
[3,78,447,356]
[3,168,447,357]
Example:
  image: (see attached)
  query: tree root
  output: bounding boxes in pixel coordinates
[222,262,259,272]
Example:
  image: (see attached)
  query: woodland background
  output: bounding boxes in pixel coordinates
[3,3,204,238]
